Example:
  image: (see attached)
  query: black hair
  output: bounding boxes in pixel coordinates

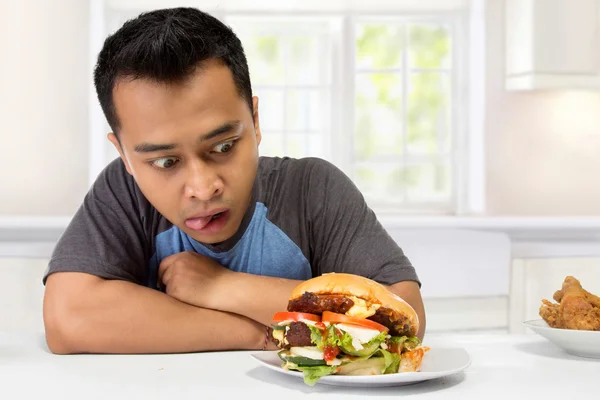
[93,7,253,134]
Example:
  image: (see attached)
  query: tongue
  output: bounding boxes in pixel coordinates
[185,216,213,230]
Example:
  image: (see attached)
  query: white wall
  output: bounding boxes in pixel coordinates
[2,0,600,217]
[0,258,47,332]
[485,0,600,216]
[0,0,90,216]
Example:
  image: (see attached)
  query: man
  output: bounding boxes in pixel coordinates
[43,7,425,355]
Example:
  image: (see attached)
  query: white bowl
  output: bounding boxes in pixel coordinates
[523,319,600,359]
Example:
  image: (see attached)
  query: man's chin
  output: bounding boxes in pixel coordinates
[184,227,234,245]
[183,221,239,245]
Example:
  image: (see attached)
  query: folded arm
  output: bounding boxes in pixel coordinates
[43,272,269,355]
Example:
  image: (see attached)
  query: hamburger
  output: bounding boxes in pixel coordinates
[269,273,427,386]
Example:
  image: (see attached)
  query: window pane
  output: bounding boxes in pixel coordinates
[229,19,331,86]
[355,23,404,69]
[236,34,285,85]
[286,89,325,132]
[355,163,451,205]
[259,133,284,157]
[355,73,403,161]
[307,133,325,159]
[287,133,306,158]
[285,133,324,158]
[254,89,284,131]
[408,24,452,69]
[287,36,324,85]
[407,72,450,155]
[404,163,451,201]
[354,165,405,203]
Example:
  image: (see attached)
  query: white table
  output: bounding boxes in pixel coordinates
[1,332,598,399]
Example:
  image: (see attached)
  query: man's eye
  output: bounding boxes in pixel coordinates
[212,141,236,153]
[152,157,178,169]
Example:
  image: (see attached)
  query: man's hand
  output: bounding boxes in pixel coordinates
[158,251,233,310]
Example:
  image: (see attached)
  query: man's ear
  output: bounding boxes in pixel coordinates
[252,96,261,146]
[107,132,133,175]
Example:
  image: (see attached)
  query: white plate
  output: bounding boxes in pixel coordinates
[523,319,600,359]
[250,347,471,387]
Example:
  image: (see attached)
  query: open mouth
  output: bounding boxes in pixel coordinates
[184,209,230,233]
[210,212,224,221]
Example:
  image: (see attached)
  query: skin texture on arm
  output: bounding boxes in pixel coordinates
[43,272,268,355]
[213,272,302,327]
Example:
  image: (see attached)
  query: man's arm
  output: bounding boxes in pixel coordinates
[43,272,268,355]
[209,273,426,340]
[216,273,301,327]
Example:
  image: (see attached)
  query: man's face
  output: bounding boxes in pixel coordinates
[109,60,261,244]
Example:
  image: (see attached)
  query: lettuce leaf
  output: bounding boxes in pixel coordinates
[368,331,388,346]
[404,336,421,351]
[378,348,401,374]
[307,324,324,347]
[309,324,388,357]
[388,335,421,351]
[286,363,338,386]
[307,324,348,350]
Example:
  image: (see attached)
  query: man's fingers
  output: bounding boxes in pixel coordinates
[158,256,177,286]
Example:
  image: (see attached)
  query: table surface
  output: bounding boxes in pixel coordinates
[1,331,598,399]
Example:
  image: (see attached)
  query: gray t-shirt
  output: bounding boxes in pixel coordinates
[44,156,419,289]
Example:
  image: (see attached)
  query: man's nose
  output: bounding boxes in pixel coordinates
[183,160,223,201]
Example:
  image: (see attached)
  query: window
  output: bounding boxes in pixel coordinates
[352,20,454,211]
[226,17,334,160]
[90,1,481,215]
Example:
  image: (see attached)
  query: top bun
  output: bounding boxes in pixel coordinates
[290,273,419,333]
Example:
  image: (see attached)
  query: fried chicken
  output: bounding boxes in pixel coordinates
[539,276,600,331]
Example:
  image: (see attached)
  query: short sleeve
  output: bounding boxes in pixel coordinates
[43,159,152,286]
[306,158,421,287]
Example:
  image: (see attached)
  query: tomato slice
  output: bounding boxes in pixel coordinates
[272,311,321,323]
[321,311,389,333]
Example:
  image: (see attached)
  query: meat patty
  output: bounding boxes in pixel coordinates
[285,322,313,347]
[271,321,314,349]
[370,307,416,337]
[287,292,354,314]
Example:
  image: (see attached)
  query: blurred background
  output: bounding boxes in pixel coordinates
[1,0,599,336]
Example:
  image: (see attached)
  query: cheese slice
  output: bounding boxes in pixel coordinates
[345,296,381,319]
[272,329,287,345]
[336,323,381,350]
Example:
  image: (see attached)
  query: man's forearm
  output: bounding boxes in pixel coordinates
[44,273,267,354]
[217,273,301,327]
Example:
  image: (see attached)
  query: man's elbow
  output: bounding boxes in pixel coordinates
[43,302,83,354]
[43,282,91,354]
